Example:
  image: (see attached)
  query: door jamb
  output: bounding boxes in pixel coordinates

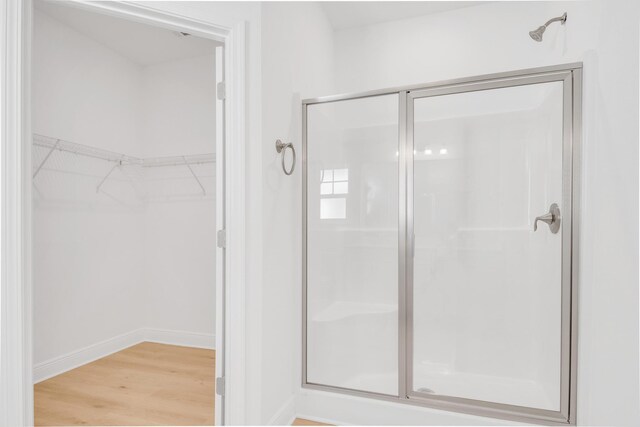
[0,1,248,425]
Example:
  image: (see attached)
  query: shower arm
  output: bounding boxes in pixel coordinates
[543,13,567,29]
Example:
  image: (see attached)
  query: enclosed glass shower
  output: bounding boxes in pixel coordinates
[302,64,581,425]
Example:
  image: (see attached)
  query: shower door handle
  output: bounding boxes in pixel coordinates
[534,203,561,234]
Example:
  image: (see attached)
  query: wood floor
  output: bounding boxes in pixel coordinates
[292,419,331,426]
[34,342,332,426]
[34,342,215,426]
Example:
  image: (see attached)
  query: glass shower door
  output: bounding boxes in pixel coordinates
[408,79,570,414]
[302,65,580,425]
[305,94,400,395]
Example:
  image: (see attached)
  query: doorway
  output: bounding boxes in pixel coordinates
[30,1,225,425]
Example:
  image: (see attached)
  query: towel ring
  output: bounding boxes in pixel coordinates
[275,139,296,176]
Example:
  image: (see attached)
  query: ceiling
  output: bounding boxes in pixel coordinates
[322,1,489,30]
[35,1,490,64]
[35,1,221,67]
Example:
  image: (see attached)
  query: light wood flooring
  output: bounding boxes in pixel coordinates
[34,342,332,426]
[35,342,215,426]
[292,419,331,426]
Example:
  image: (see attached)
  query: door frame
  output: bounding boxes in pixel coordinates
[0,1,248,425]
[301,62,582,426]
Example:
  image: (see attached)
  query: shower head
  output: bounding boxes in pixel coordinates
[529,12,567,42]
[529,26,546,42]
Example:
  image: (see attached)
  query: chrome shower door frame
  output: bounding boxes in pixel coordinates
[302,63,582,426]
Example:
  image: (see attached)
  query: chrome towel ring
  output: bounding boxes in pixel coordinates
[275,139,296,175]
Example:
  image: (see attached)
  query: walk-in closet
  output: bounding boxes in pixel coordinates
[32,1,219,425]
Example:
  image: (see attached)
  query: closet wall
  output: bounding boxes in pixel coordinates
[32,8,217,372]
[32,9,146,366]
[141,54,217,337]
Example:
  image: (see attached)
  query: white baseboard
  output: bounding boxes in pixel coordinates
[33,328,215,384]
[33,329,144,383]
[144,328,215,349]
[296,388,523,426]
[267,395,297,426]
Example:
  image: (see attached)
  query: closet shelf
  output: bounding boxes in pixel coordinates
[142,154,215,168]
[33,134,215,166]
[33,134,141,166]
[33,134,215,196]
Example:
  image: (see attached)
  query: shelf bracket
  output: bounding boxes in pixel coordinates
[183,156,206,195]
[96,160,122,193]
[33,139,60,179]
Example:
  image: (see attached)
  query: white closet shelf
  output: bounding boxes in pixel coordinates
[142,153,215,168]
[33,134,215,196]
[33,134,215,166]
[33,134,141,165]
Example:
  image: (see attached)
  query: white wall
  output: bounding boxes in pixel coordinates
[32,10,143,156]
[333,2,598,93]
[260,2,335,423]
[32,9,146,365]
[141,54,217,157]
[141,54,217,337]
[143,197,216,336]
[325,1,639,426]
[33,8,217,368]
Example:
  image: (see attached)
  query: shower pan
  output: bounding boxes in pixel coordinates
[302,63,581,425]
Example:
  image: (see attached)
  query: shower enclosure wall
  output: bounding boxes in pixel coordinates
[302,64,581,425]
